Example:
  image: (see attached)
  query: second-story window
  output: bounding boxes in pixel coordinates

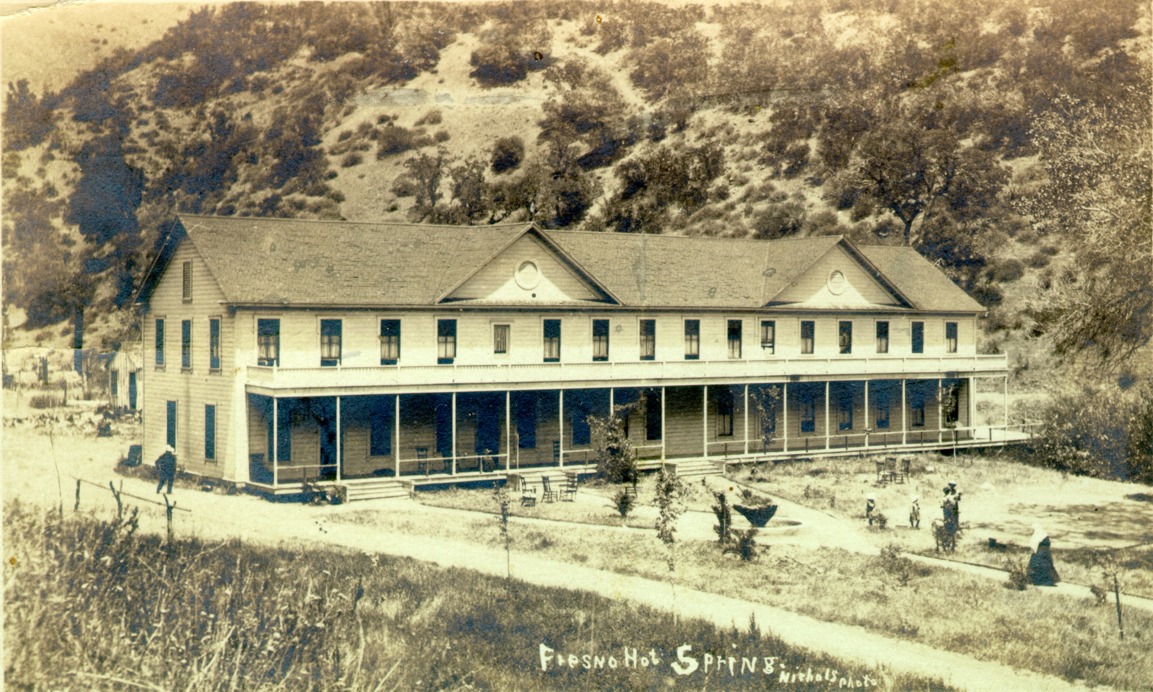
[181,320,192,370]
[257,319,280,366]
[839,321,853,355]
[684,320,700,360]
[912,321,924,354]
[592,319,609,361]
[438,319,457,364]
[209,318,221,371]
[946,321,958,353]
[876,321,889,354]
[380,319,401,364]
[639,319,656,360]
[320,319,342,367]
[493,324,510,355]
[182,261,192,302]
[543,319,561,362]
[155,318,165,368]
[727,320,742,359]
[801,320,815,354]
[760,320,775,354]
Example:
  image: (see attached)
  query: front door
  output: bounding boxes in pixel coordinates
[128,372,137,410]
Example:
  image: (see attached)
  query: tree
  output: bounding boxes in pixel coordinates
[4,80,54,151]
[590,401,639,484]
[1024,88,1153,371]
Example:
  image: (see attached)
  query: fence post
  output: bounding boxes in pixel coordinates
[108,481,123,519]
[74,479,81,512]
[163,495,176,544]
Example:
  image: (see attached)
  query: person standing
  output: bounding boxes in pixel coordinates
[1028,524,1060,586]
[156,445,177,494]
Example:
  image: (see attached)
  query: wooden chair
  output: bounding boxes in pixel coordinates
[520,485,537,507]
[884,457,900,484]
[560,474,577,501]
[875,459,889,484]
[415,447,429,476]
[898,457,911,484]
[541,476,557,503]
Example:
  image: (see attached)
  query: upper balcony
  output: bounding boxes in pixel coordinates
[244,353,1008,395]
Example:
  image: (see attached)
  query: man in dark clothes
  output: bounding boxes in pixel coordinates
[1028,524,1060,586]
[156,445,177,494]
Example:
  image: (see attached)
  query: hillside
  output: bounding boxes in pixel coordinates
[2,0,1149,385]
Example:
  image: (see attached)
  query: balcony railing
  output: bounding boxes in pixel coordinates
[245,353,1008,392]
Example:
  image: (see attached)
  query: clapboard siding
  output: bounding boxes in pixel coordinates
[446,233,602,303]
[143,241,236,480]
[772,244,901,306]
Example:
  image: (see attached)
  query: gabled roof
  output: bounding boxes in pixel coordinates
[135,215,986,313]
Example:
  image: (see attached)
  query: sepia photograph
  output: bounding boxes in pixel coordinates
[2,0,1151,689]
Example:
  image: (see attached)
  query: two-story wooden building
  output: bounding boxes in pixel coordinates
[135,215,1011,496]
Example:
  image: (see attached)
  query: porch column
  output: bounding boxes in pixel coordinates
[864,381,870,448]
[558,389,565,468]
[937,378,943,444]
[1003,375,1009,439]
[335,396,342,483]
[901,379,908,446]
[782,383,789,453]
[272,397,279,487]
[505,391,511,473]
[743,384,749,456]
[609,387,614,412]
[394,394,401,475]
[451,392,457,476]
[968,377,976,437]
[702,385,709,459]
[661,386,667,460]
[824,381,831,451]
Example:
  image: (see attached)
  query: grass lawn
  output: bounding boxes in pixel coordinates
[3,501,946,691]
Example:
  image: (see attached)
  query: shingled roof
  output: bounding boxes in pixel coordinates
[136,215,985,313]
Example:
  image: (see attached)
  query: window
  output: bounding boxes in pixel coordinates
[320,319,342,367]
[543,319,561,362]
[639,319,656,360]
[592,319,609,361]
[874,390,890,429]
[209,318,221,371]
[684,320,700,360]
[437,319,457,364]
[760,320,775,354]
[839,321,852,355]
[801,396,816,433]
[946,321,958,354]
[181,320,192,370]
[492,324,510,356]
[110,370,119,399]
[838,389,853,431]
[912,321,924,354]
[370,400,392,456]
[876,321,889,354]
[727,320,742,359]
[182,261,192,302]
[257,319,280,366]
[645,389,662,441]
[380,320,401,364]
[911,390,926,427]
[166,401,177,449]
[801,320,815,354]
[155,319,165,367]
[204,404,216,461]
[715,387,734,437]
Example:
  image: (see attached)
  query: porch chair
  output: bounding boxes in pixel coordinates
[875,459,889,484]
[560,474,577,501]
[416,447,429,476]
[884,456,900,484]
[540,476,558,503]
[520,484,537,507]
[898,457,911,484]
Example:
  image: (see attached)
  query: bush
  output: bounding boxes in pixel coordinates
[726,528,759,562]
[29,393,63,409]
[340,152,363,167]
[1026,250,1051,269]
[991,258,1025,282]
[614,489,635,518]
[490,136,524,174]
[1004,557,1029,590]
[376,126,417,158]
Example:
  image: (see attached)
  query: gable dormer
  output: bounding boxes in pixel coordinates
[767,241,910,310]
[439,228,617,305]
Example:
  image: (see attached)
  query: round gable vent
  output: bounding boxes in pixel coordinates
[827,270,846,295]
[515,260,541,289]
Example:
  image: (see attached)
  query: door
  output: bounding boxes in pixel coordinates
[128,372,137,410]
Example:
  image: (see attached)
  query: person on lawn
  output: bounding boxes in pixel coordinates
[1028,524,1060,586]
[155,445,177,494]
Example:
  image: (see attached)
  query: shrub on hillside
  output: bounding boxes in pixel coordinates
[490,136,524,174]
[991,258,1025,283]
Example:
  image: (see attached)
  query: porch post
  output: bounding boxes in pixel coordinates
[609,387,614,412]
[661,386,667,460]
[505,391,511,473]
[968,377,976,437]
[824,381,831,451]
[937,378,943,444]
[272,397,279,487]
[335,396,342,483]
[394,394,401,475]
[702,385,709,459]
[558,389,565,468]
[901,379,908,446]
[743,384,749,456]
[451,392,457,476]
[782,383,789,453]
[864,381,870,449]
[1003,375,1009,438]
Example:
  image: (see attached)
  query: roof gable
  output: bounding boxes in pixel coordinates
[440,229,616,305]
[767,242,908,309]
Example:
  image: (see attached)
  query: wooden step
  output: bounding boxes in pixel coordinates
[340,479,410,502]
[663,459,722,478]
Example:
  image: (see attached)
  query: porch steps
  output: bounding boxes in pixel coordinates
[340,479,410,502]
[664,458,723,479]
